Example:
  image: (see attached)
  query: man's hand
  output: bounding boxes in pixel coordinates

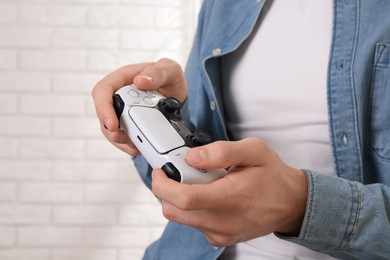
[152,137,308,247]
[91,58,188,155]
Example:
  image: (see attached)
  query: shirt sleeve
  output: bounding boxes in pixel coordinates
[277,170,390,259]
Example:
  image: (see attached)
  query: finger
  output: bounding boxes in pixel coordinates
[186,138,274,170]
[161,201,225,231]
[161,200,241,247]
[161,201,224,236]
[92,62,154,131]
[134,58,188,103]
[152,169,227,210]
[100,125,140,155]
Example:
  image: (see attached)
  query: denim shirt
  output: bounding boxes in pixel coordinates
[134,0,390,259]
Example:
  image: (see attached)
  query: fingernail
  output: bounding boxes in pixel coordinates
[139,75,153,82]
[103,119,110,130]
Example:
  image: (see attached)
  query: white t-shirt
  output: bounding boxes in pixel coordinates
[220,0,336,259]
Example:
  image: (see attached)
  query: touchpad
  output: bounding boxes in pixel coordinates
[129,106,185,154]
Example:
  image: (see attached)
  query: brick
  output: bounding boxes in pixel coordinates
[52,28,119,49]
[151,226,166,241]
[53,117,101,137]
[20,50,86,70]
[83,227,150,246]
[0,27,50,48]
[120,29,183,50]
[88,6,153,28]
[117,160,142,182]
[52,72,104,93]
[52,160,118,181]
[0,204,50,224]
[152,50,188,67]
[0,249,50,260]
[20,138,85,159]
[85,183,153,203]
[0,72,51,92]
[20,183,83,203]
[0,138,18,158]
[53,248,116,260]
[0,116,51,136]
[86,50,154,71]
[0,0,194,256]
[52,0,117,3]
[0,94,18,114]
[118,249,145,260]
[0,4,18,24]
[86,96,99,115]
[19,227,82,246]
[0,160,51,181]
[0,183,17,201]
[0,50,18,69]
[155,7,184,29]
[0,227,15,246]
[118,204,166,226]
[121,0,181,5]
[86,139,129,159]
[20,94,85,115]
[53,205,116,225]
[20,5,87,26]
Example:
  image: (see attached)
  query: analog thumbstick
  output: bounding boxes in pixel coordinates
[158,98,182,120]
[186,130,211,147]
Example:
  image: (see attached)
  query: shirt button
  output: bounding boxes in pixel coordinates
[256,0,263,3]
[210,101,216,111]
[341,133,348,146]
[212,48,222,56]
[336,59,345,70]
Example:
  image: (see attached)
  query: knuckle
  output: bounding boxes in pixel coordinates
[178,192,196,210]
[161,203,175,222]
[210,235,234,248]
[157,57,175,65]
[91,82,100,98]
[156,58,183,77]
[212,141,230,158]
[247,136,263,148]
[246,137,266,153]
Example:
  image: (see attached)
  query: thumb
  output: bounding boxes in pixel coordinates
[186,138,268,170]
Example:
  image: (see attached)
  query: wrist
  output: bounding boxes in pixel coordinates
[276,168,308,236]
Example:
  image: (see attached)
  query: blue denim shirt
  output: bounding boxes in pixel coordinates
[134,0,390,259]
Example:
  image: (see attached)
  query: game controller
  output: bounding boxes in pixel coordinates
[113,84,227,184]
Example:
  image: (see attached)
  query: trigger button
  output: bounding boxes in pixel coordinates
[161,163,182,182]
[113,94,125,120]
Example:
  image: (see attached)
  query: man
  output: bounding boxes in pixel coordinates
[92,0,390,259]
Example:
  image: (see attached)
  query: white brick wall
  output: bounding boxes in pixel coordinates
[0,0,199,259]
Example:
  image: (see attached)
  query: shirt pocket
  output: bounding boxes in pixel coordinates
[368,43,390,161]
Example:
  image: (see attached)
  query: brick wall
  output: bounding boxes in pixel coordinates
[0,1,199,259]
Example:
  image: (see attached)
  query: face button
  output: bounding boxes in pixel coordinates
[143,96,154,105]
[128,90,139,97]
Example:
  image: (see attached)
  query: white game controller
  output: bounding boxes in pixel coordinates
[113,84,227,184]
